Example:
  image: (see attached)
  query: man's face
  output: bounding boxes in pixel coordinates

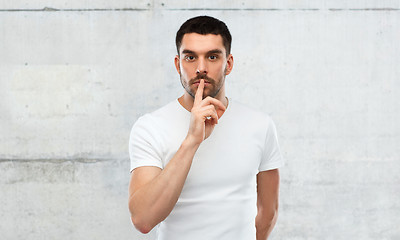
[175,33,233,99]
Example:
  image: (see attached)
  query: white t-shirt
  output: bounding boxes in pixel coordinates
[129,98,283,240]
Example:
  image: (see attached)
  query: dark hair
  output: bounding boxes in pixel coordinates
[175,16,232,56]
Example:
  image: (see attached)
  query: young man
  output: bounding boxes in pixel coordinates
[129,16,283,240]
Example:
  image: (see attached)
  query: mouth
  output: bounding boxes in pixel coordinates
[193,79,211,84]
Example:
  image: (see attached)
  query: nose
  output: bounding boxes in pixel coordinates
[196,58,208,75]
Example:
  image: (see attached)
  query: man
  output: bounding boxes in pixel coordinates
[128,16,283,240]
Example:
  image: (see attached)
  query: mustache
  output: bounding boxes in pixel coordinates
[189,74,215,84]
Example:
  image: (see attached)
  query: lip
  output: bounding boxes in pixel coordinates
[193,79,211,84]
[193,82,210,86]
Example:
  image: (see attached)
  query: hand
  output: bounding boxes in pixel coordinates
[186,79,226,145]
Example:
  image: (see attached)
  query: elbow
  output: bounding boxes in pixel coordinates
[129,200,155,234]
[131,215,154,234]
[255,209,278,230]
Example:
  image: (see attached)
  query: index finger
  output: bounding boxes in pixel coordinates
[194,79,205,106]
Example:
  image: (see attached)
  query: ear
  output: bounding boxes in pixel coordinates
[225,54,234,76]
[174,55,181,74]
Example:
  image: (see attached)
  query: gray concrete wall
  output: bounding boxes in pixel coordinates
[1,1,399,239]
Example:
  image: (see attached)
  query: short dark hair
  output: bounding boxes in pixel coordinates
[175,16,232,56]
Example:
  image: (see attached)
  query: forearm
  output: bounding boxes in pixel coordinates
[129,137,199,232]
[255,210,278,240]
[256,169,280,239]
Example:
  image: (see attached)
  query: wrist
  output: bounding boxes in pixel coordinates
[182,135,201,149]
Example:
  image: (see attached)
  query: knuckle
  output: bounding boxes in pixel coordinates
[206,105,214,110]
[205,97,215,103]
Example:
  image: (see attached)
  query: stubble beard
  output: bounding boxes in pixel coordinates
[179,67,227,100]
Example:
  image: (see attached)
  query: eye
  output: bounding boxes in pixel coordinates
[184,55,196,61]
[208,55,218,60]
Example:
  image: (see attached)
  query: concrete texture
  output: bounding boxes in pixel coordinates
[1,1,399,239]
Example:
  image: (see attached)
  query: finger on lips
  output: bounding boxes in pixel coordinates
[194,79,205,105]
[193,79,226,120]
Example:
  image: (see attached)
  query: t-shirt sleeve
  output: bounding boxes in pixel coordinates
[129,115,164,172]
[259,117,284,172]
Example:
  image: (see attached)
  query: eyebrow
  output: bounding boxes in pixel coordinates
[207,49,223,55]
[181,49,223,55]
[182,49,196,55]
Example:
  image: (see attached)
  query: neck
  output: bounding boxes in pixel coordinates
[178,87,228,112]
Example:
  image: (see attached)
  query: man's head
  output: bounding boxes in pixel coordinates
[175,16,234,100]
[176,16,232,57]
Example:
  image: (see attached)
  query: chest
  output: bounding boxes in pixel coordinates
[161,121,265,199]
